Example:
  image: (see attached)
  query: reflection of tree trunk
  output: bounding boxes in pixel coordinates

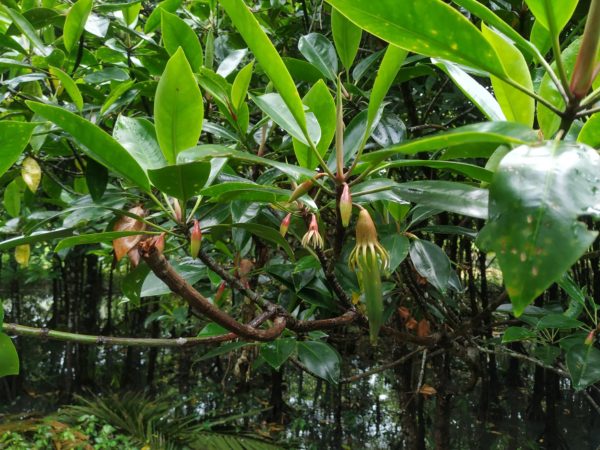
[543,370,567,449]
[333,382,343,448]
[434,353,451,450]
[269,367,285,424]
[478,251,499,401]
[393,350,421,450]
[527,365,545,420]
[506,343,523,388]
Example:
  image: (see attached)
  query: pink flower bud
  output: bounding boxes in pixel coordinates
[153,232,165,253]
[215,281,227,303]
[339,183,352,227]
[280,213,292,237]
[190,219,202,258]
[585,330,596,346]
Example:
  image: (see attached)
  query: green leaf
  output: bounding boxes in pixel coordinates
[177,145,315,181]
[0,332,19,378]
[368,45,408,134]
[481,25,534,127]
[331,8,362,70]
[433,59,505,121]
[380,234,409,272]
[409,239,452,294]
[502,326,537,343]
[144,0,181,33]
[298,33,338,81]
[161,10,203,72]
[524,0,578,35]
[100,80,135,116]
[231,61,253,111]
[252,93,320,146]
[26,102,150,191]
[4,179,21,218]
[220,0,307,131]
[297,341,341,384]
[198,323,229,337]
[567,344,600,390]
[141,258,205,297]
[538,39,580,139]
[49,66,83,111]
[55,231,159,252]
[63,0,92,53]
[395,181,488,219]
[578,113,600,148]
[122,263,150,306]
[148,162,212,202]
[0,228,74,251]
[361,122,539,165]
[0,121,37,178]
[85,158,108,201]
[229,223,295,261]
[378,160,493,183]
[327,0,506,78]
[477,142,600,316]
[292,80,336,170]
[154,48,204,165]
[113,115,167,172]
[2,7,50,56]
[530,20,551,55]
[536,314,584,330]
[260,338,296,370]
[201,182,291,204]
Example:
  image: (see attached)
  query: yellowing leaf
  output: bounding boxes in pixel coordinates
[15,244,30,267]
[21,157,41,193]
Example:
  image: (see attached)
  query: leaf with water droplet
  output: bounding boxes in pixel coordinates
[477,142,600,316]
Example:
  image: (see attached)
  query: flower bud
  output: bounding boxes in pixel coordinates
[585,330,596,346]
[153,233,165,253]
[339,183,352,228]
[172,198,182,223]
[569,0,600,99]
[280,213,292,237]
[289,179,314,202]
[301,214,324,249]
[190,219,202,258]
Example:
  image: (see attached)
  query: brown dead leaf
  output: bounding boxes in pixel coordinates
[405,318,418,330]
[398,306,411,320]
[417,319,431,338]
[113,206,146,261]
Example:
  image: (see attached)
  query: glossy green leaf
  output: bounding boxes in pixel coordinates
[502,326,537,343]
[292,80,336,169]
[538,39,580,138]
[0,121,37,177]
[0,332,19,378]
[85,158,108,201]
[63,0,92,53]
[524,0,578,35]
[228,223,294,260]
[201,182,291,204]
[49,66,83,111]
[433,59,505,121]
[113,115,167,172]
[220,0,307,131]
[578,113,600,148]
[26,102,150,190]
[368,45,408,134]
[530,20,551,55]
[380,234,409,272]
[3,7,50,56]
[148,162,212,201]
[161,10,203,72]
[567,344,600,390]
[395,181,488,219]
[327,0,506,78]
[482,25,534,127]
[252,93,320,147]
[409,239,453,294]
[297,341,341,384]
[100,81,136,115]
[154,48,204,165]
[378,160,493,183]
[177,145,315,181]
[362,122,539,164]
[55,230,159,252]
[141,258,205,297]
[298,33,338,81]
[331,8,361,70]
[231,61,253,111]
[477,142,600,316]
[260,338,296,370]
